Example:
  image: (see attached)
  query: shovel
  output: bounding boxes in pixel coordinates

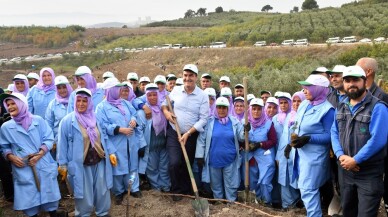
[166,96,209,217]
[24,154,40,192]
[126,172,136,217]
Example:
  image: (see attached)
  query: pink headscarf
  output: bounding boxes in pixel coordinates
[302,85,330,106]
[106,86,125,116]
[76,73,98,94]
[13,79,29,96]
[248,105,267,130]
[276,97,292,125]
[146,89,167,136]
[3,97,33,131]
[74,93,97,148]
[264,101,278,118]
[209,96,216,117]
[233,100,244,121]
[214,105,229,125]
[288,91,306,127]
[55,84,73,105]
[36,67,56,92]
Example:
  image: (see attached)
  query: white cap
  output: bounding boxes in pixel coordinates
[6,84,14,92]
[127,72,138,81]
[27,72,39,80]
[274,91,282,98]
[103,71,115,79]
[204,88,216,97]
[166,73,177,81]
[0,92,28,107]
[145,83,158,91]
[266,97,279,106]
[234,84,244,88]
[122,81,133,89]
[219,76,230,83]
[54,75,70,85]
[328,65,347,74]
[276,92,292,101]
[183,64,198,74]
[247,94,255,101]
[102,77,123,89]
[250,98,264,107]
[234,96,244,102]
[215,97,230,107]
[154,75,167,84]
[311,66,329,74]
[201,73,211,78]
[75,88,92,97]
[13,74,27,81]
[220,87,232,96]
[139,76,151,83]
[298,74,330,87]
[75,66,92,76]
[176,78,183,85]
[342,66,366,78]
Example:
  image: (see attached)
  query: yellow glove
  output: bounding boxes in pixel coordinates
[110,154,117,167]
[58,166,67,182]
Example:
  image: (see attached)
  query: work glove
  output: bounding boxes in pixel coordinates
[249,143,261,152]
[138,147,146,158]
[110,154,118,167]
[244,123,251,132]
[284,144,292,159]
[291,135,311,148]
[58,166,67,182]
[196,158,205,168]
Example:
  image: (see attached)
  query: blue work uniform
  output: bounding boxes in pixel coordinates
[57,113,113,217]
[27,86,56,119]
[137,110,170,192]
[0,116,60,216]
[95,99,140,195]
[196,116,244,201]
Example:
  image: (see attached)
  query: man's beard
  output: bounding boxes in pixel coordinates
[346,86,366,99]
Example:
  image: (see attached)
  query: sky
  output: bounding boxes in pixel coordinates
[0,0,355,27]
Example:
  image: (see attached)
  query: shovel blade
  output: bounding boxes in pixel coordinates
[192,198,209,217]
[237,191,256,203]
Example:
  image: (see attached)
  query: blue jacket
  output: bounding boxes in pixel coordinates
[67,88,105,113]
[45,99,68,143]
[57,112,113,199]
[95,100,139,175]
[0,116,60,210]
[196,116,244,183]
[292,100,333,189]
[27,86,56,118]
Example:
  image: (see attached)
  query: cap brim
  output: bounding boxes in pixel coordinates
[343,74,365,78]
[326,70,342,74]
[0,93,15,103]
[116,83,127,87]
[260,91,270,95]
[76,90,92,97]
[297,81,313,86]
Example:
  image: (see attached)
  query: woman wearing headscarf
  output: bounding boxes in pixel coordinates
[0,92,60,217]
[196,97,244,201]
[241,98,277,206]
[12,74,29,96]
[27,67,56,118]
[120,81,136,102]
[204,87,216,117]
[290,74,334,217]
[96,78,139,205]
[270,92,292,208]
[233,97,245,122]
[57,88,112,217]
[264,96,279,119]
[45,76,73,159]
[67,66,105,113]
[276,91,305,210]
[220,87,235,116]
[137,83,170,192]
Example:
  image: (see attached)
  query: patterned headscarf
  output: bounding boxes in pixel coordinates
[36,67,56,92]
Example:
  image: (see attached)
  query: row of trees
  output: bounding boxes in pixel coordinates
[184,6,225,18]
[261,0,318,13]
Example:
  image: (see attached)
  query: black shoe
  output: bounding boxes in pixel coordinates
[272,202,282,209]
[172,195,183,202]
[115,194,124,205]
[130,191,142,198]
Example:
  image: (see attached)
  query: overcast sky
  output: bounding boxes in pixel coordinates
[0,0,355,27]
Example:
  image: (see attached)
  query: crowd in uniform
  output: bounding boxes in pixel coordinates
[0,56,387,217]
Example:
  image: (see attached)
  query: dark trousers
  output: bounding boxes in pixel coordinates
[0,153,14,201]
[383,155,388,211]
[339,163,384,217]
[166,125,198,194]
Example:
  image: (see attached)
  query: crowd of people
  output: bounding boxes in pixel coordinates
[0,56,387,217]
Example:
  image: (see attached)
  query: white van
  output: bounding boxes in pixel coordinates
[210,42,227,48]
[341,36,357,43]
[254,41,267,47]
[159,44,172,49]
[281,39,295,46]
[172,44,183,49]
[294,39,309,46]
[326,37,341,44]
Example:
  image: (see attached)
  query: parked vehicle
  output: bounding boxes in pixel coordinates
[326,37,341,44]
[172,44,183,49]
[294,39,309,46]
[159,44,172,49]
[359,38,372,43]
[0,58,8,63]
[374,37,386,43]
[210,42,227,48]
[254,41,267,47]
[281,39,295,46]
[10,57,22,62]
[341,36,357,43]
